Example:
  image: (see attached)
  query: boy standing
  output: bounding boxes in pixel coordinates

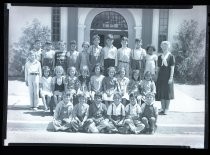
[101,34,118,76]
[25,51,42,110]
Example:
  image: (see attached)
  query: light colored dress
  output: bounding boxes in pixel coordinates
[117,76,130,100]
[90,74,105,99]
[144,54,158,75]
[40,76,53,97]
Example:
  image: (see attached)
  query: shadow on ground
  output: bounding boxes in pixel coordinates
[24,111,53,117]
[7,105,31,110]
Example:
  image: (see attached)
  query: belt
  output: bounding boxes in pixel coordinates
[119,60,129,63]
[30,73,39,75]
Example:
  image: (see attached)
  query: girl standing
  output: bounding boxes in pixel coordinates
[144,45,158,80]
[39,66,53,112]
[102,67,120,108]
[52,66,65,107]
[117,67,130,106]
[90,64,105,101]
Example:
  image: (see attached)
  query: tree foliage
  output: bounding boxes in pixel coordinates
[8,19,51,77]
[172,19,206,84]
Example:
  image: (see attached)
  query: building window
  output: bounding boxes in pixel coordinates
[91,11,128,30]
[52,7,61,42]
[158,9,169,52]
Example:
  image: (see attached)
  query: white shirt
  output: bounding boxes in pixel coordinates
[102,45,118,60]
[117,47,131,63]
[131,48,146,60]
[125,103,141,117]
[25,60,42,82]
[107,102,125,116]
[40,76,52,93]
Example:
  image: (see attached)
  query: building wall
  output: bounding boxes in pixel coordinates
[9,6,51,47]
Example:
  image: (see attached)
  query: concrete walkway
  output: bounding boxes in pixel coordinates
[7,80,205,113]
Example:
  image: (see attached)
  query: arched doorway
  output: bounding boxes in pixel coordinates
[90,11,128,49]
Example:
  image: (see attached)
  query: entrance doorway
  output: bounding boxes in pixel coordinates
[90,11,128,49]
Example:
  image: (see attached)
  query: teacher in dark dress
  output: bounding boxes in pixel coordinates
[156,41,175,115]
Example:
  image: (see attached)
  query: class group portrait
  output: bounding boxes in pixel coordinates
[7,6,206,140]
[24,34,175,135]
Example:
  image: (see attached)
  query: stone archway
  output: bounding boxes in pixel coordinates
[83,8,136,49]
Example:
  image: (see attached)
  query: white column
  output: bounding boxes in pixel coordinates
[77,24,86,52]
[167,9,174,44]
[134,26,142,39]
[152,9,159,50]
[60,8,68,43]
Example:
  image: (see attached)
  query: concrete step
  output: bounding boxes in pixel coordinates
[7,120,204,135]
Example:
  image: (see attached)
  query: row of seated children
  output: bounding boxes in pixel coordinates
[39,63,156,114]
[47,91,158,134]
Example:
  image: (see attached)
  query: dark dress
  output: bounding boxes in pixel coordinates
[156,53,175,101]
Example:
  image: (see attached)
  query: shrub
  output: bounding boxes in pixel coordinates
[172,19,206,84]
[8,19,51,77]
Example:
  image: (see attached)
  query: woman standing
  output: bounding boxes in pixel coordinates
[156,41,175,115]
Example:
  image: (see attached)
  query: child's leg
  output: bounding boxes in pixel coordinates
[148,117,156,133]
[33,75,40,108]
[41,94,47,110]
[46,95,51,109]
[141,117,149,130]
[134,120,145,133]
[28,76,34,108]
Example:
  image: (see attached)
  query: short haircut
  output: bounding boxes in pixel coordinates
[107,66,116,75]
[144,71,153,81]
[67,66,77,76]
[146,45,156,51]
[106,34,114,40]
[82,41,90,47]
[42,66,50,71]
[161,41,171,48]
[70,40,77,45]
[93,63,103,73]
[113,92,122,99]
[135,38,142,43]
[92,34,100,41]
[121,36,128,42]
[54,66,64,74]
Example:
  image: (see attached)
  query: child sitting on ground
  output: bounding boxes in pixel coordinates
[140,92,158,134]
[48,91,74,132]
[71,94,89,132]
[124,93,145,134]
[86,93,109,133]
[107,92,125,133]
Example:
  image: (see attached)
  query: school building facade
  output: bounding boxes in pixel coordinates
[9,5,207,52]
